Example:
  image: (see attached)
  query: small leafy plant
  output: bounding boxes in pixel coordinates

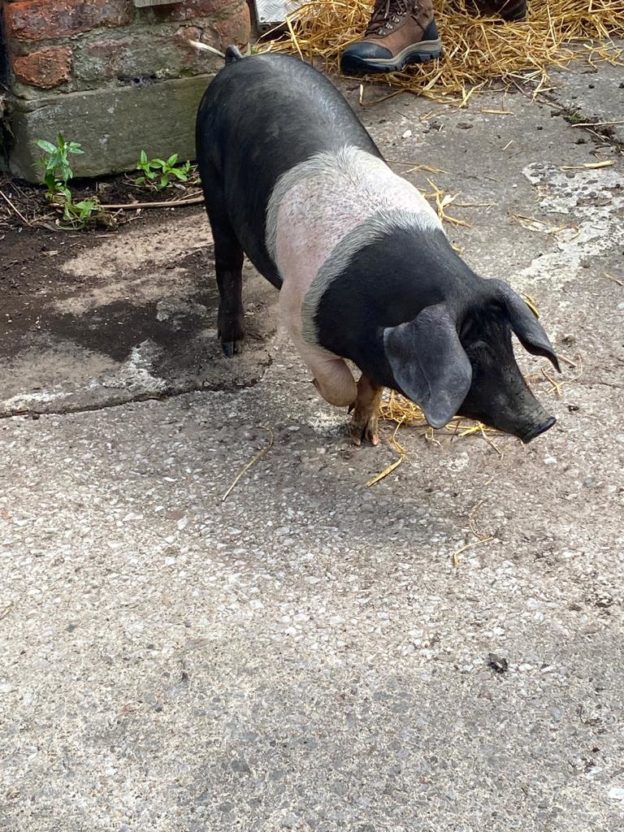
[36,133,83,199]
[36,133,105,229]
[135,150,192,191]
[61,197,100,226]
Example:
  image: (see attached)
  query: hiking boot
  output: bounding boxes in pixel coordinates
[469,0,527,20]
[340,0,442,74]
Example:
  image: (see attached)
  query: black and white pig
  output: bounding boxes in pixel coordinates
[196,47,559,445]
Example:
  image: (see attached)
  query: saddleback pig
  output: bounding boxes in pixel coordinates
[196,47,559,445]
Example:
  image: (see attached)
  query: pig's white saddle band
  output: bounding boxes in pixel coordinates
[266,146,442,348]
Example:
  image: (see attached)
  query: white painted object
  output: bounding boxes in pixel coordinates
[251,0,308,29]
[188,40,226,59]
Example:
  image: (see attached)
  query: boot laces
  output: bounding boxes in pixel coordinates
[366,0,419,35]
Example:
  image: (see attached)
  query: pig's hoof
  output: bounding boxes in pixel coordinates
[218,314,244,357]
[349,414,381,447]
[222,340,241,357]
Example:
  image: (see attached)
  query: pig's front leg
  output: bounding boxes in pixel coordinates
[349,374,383,447]
[293,330,358,409]
[301,342,382,446]
[309,357,357,408]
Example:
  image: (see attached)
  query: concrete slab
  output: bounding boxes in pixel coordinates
[1,53,623,832]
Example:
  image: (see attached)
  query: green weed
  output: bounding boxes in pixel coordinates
[36,134,104,229]
[135,151,192,191]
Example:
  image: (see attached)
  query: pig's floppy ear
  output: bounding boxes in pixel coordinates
[495,282,560,372]
[383,305,472,429]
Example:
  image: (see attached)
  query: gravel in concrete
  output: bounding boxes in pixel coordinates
[1,54,623,832]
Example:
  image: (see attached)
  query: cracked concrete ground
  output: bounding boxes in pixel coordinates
[1,53,623,832]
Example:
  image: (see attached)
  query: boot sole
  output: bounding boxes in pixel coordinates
[340,39,443,74]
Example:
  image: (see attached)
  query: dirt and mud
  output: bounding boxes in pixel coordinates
[0,185,277,416]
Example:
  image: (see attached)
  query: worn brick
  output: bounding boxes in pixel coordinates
[76,30,214,83]
[174,25,204,46]
[5,0,134,42]
[152,0,240,22]
[13,46,73,89]
[78,36,133,81]
[210,4,251,49]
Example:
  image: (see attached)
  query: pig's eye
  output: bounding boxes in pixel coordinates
[465,339,493,358]
[460,320,477,341]
[460,320,486,349]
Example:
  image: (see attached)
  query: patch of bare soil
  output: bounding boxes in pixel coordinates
[0,174,277,416]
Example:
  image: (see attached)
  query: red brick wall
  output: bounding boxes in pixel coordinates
[2,0,250,94]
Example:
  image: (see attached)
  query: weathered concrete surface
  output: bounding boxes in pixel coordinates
[1,56,624,832]
[549,53,624,145]
[6,73,217,182]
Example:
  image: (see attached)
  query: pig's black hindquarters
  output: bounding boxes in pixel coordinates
[196,53,380,291]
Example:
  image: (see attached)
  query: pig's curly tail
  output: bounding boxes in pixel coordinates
[225,45,244,64]
[188,41,245,65]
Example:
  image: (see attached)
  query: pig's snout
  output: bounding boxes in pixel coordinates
[519,414,556,444]
[458,376,557,444]
[498,396,556,444]
[478,406,556,444]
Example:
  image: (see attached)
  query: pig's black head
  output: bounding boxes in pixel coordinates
[383,279,559,443]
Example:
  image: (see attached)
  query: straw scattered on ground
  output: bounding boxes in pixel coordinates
[264,0,624,103]
[366,391,503,487]
[379,390,500,441]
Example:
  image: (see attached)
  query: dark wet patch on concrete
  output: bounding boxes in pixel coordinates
[0,213,278,416]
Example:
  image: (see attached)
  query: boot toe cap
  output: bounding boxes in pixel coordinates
[341,41,393,60]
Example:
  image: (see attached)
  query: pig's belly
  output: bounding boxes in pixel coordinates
[266,145,441,375]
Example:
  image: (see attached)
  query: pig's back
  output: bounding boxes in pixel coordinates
[196,54,380,284]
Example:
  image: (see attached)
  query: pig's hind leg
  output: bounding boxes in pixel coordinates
[201,165,245,356]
